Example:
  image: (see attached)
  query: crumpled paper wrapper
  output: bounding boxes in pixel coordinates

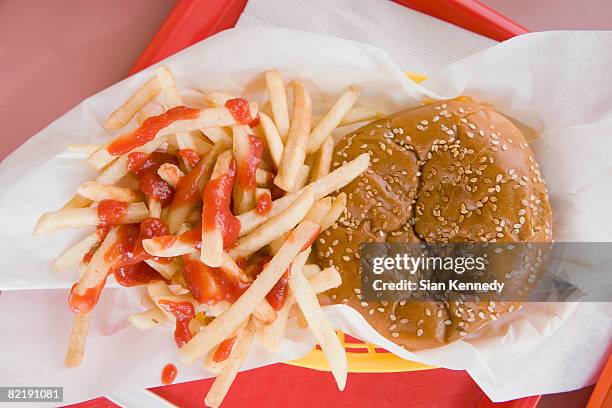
[0,28,611,405]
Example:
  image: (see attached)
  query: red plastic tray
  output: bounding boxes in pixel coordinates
[110,1,538,407]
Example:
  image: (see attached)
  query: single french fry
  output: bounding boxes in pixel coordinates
[220,253,277,324]
[309,266,342,294]
[95,136,169,185]
[148,197,162,218]
[289,261,347,390]
[258,250,309,352]
[136,102,164,125]
[104,77,161,130]
[72,228,119,302]
[202,127,232,145]
[232,126,256,214]
[90,104,256,170]
[156,66,198,170]
[204,320,248,375]
[158,163,184,189]
[306,86,360,153]
[255,168,273,187]
[201,150,234,267]
[204,318,256,408]
[302,264,321,279]
[65,313,90,367]
[274,82,311,192]
[144,258,180,280]
[338,105,384,126]
[142,233,196,258]
[265,70,290,140]
[312,136,334,181]
[52,231,102,273]
[229,191,314,260]
[33,203,148,235]
[167,144,223,233]
[128,307,170,330]
[304,197,332,224]
[295,164,310,190]
[62,194,93,210]
[179,220,321,364]
[77,181,141,203]
[258,112,283,169]
[202,90,233,107]
[66,144,101,155]
[237,153,369,236]
[321,192,347,230]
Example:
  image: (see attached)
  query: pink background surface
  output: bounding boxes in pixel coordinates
[1,1,607,406]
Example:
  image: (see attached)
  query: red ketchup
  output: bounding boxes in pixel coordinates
[266,269,290,311]
[256,191,272,216]
[113,263,165,287]
[158,300,196,348]
[201,159,241,249]
[237,136,263,191]
[161,364,177,385]
[107,106,200,155]
[182,258,249,305]
[97,200,128,227]
[213,336,237,362]
[127,152,177,208]
[225,98,252,125]
[170,154,211,209]
[68,276,108,314]
[177,149,200,168]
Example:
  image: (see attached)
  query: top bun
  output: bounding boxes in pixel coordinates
[315,98,553,350]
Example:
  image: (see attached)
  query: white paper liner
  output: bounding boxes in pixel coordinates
[0,28,611,405]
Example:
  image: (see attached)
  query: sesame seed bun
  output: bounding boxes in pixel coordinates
[315,98,553,350]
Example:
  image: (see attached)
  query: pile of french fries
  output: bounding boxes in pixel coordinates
[34,66,381,407]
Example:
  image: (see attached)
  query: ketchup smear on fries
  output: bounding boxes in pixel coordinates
[202,159,240,248]
[158,299,196,348]
[107,106,200,155]
[36,67,362,407]
[225,98,253,125]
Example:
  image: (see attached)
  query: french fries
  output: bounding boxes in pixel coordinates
[36,66,372,405]
[312,136,334,181]
[180,220,321,364]
[77,181,141,203]
[229,191,314,260]
[289,262,347,390]
[204,319,256,408]
[34,203,148,235]
[307,86,359,153]
[104,77,161,130]
[274,82,312,192]
[258,112,284,169]
[65,313,90,367]
[201,150,234,267]
[265,70,290,140]
[238,153,370,235]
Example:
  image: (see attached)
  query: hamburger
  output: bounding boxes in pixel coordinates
[315,98,553,350]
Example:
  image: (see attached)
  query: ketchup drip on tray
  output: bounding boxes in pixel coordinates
[158,300,195,348]
[201,159,241,248]
[161,364,177,385]
[107,106,200,155]
[225,97,252,125]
